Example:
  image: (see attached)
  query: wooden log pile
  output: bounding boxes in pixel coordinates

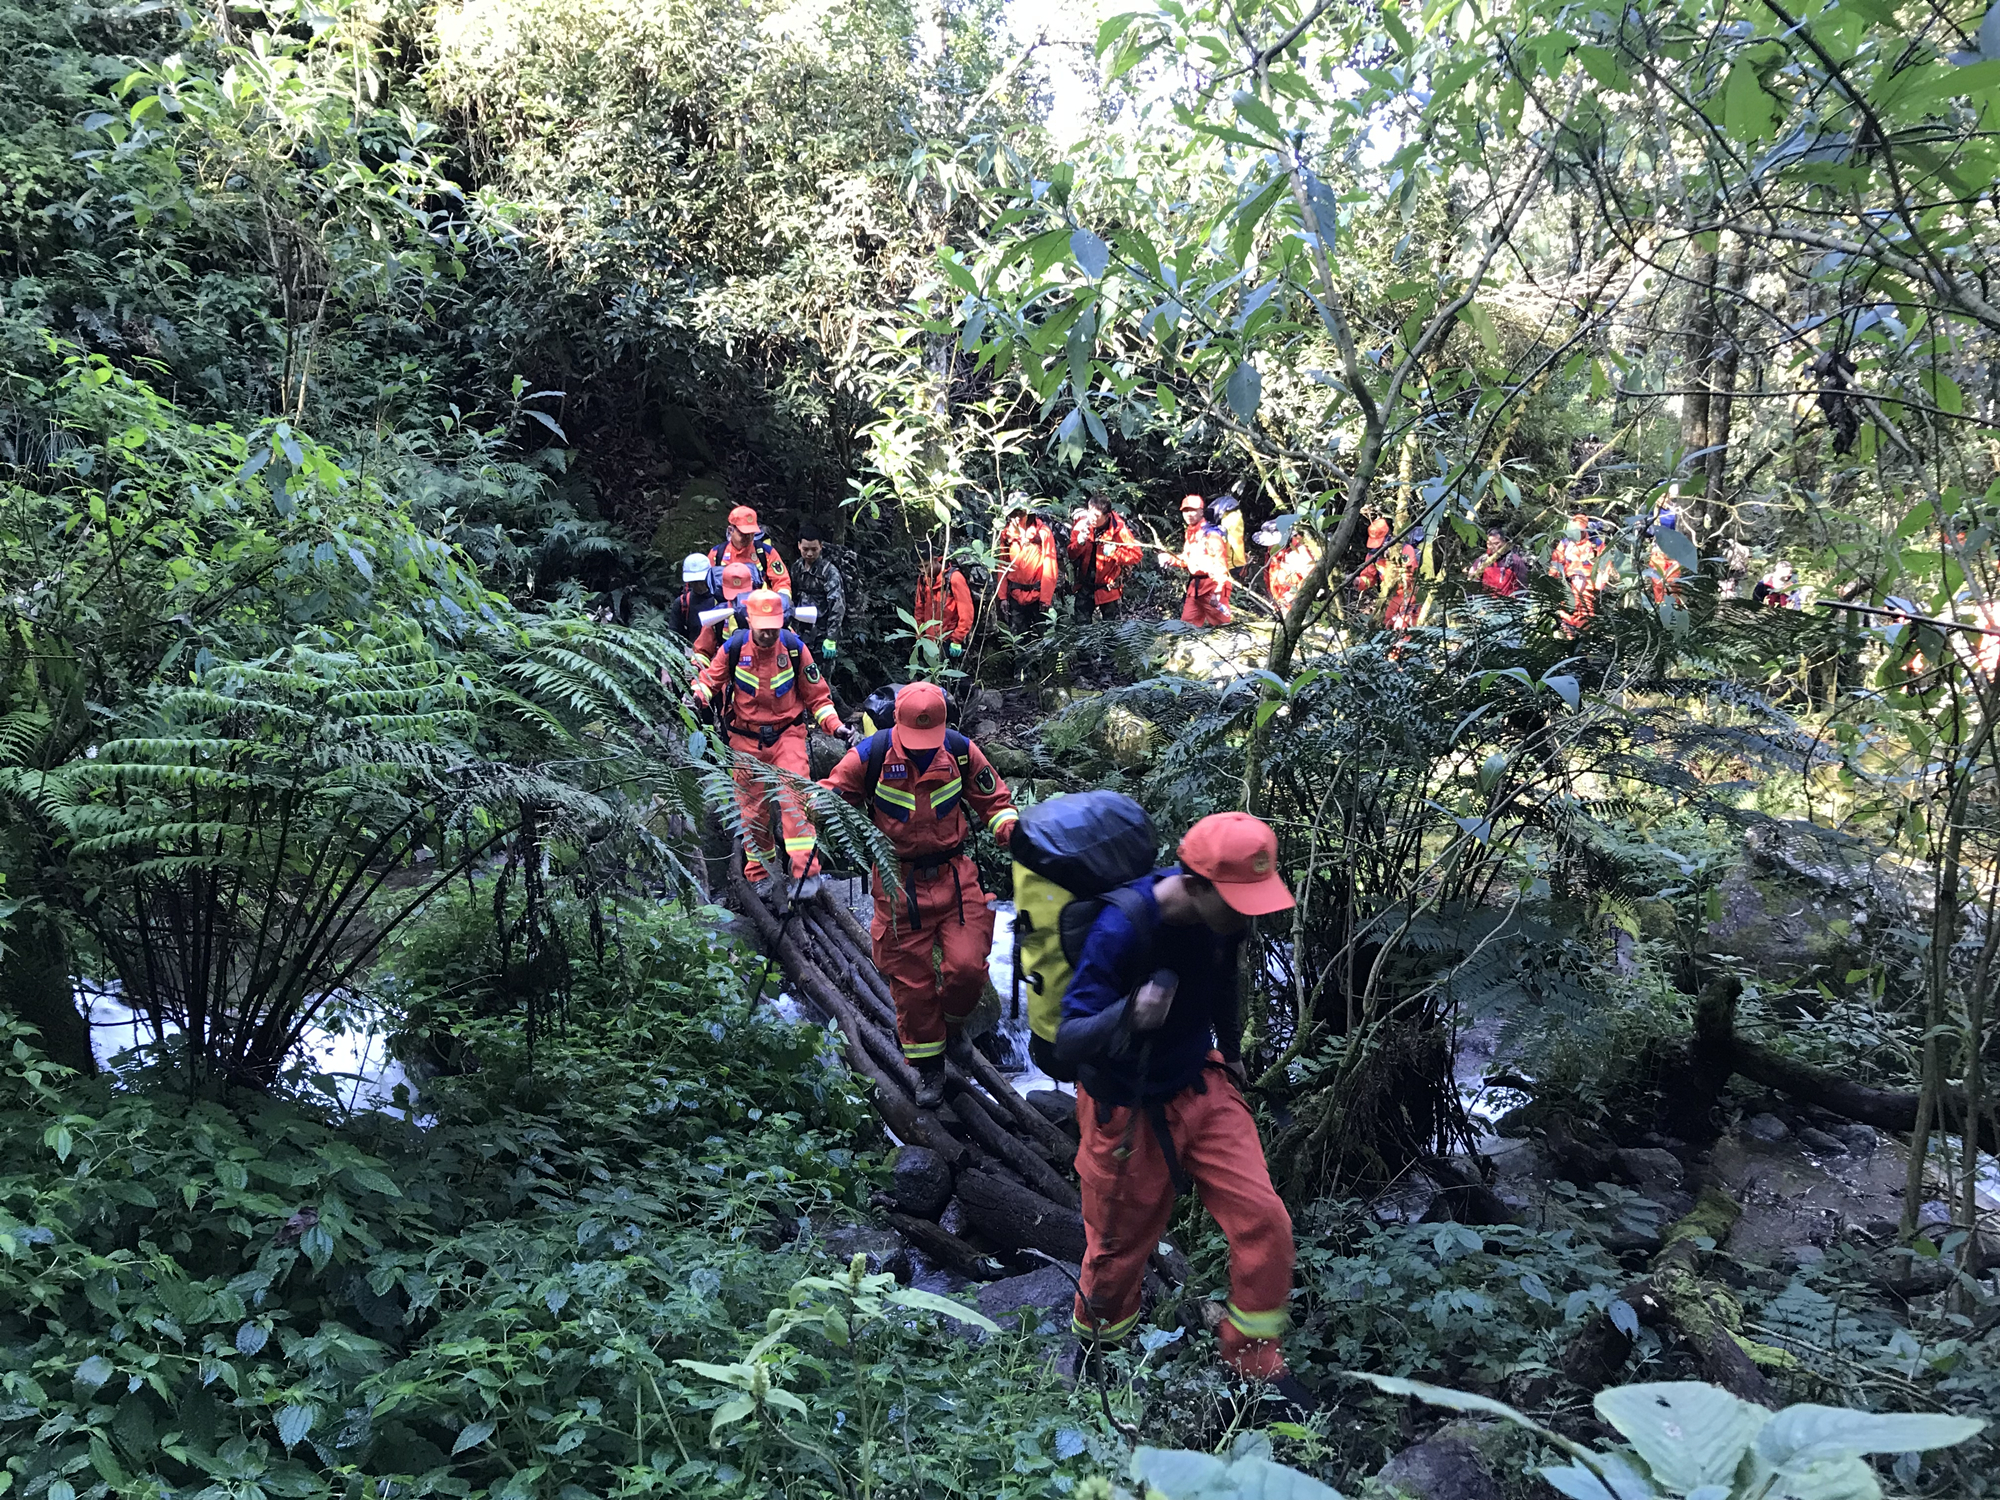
[725,867,1102,1281]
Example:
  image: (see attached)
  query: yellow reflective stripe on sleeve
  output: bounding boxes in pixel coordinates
[903,1038,945,1060]
[1224,1302,1289,1339]
[1071,1308,1141,1342]
[814,704,840,728]
[988,809,1018,836]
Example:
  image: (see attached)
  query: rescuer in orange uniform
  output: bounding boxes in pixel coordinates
[708,505,792,598]
[692,589,848,893]
[1056,812,1307,1403]
[1068,496,1143,621]
[1551,515,1609,635]
[996,497,1059,632]
[820,682,1019,1106]
[685,560,758,667]
[1255,521,1322,618]
[915,552,976,660]
[1161,492,1234,626]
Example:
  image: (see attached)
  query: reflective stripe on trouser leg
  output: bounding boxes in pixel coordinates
[729,750,778,882]
[1172,1060,1295,1380]
[873,869,944,1060]
[1072,1082,1175,1347]
[764,726,819,879]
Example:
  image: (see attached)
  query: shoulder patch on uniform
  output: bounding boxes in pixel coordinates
[804,662,822,682]
[974,766,996,794]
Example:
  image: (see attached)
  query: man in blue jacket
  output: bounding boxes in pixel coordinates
[1055,811,1300,1389]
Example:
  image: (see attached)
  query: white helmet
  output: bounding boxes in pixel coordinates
[682,552,710,584]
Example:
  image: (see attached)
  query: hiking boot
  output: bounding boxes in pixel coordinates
[1056,1338,1106,1388]
[945,1026,978,1066]
[1260,1372,1321,1421]
[914,1056,946,1110]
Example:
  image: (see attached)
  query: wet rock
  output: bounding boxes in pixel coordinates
[977,1264,1079,1328]
[1797,1126,1848,1156]
[1833,1122,1879,1155]
[1613,1147,1685,1190]
[887,1146,952,1219]
[1743,1113,1791,1144]
[1093,704,1156,768]
[973,718,1002,741]
[1026,1089,1078,1131]
[984,743,1033,778]
[818,1224,909,1279]
[1377,1426,1503,1500]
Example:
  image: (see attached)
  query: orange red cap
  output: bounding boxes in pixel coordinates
[720,561,756,599]
[728,505,760,531]
[1367,518,1391,545]
[894,681,949,751]
[1179,812,1294,916]
[743,588,785,626]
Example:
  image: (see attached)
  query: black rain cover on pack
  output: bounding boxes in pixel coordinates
[1013,790,1156,894]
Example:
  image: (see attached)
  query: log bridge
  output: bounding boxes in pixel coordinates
[726,868,1175,1285]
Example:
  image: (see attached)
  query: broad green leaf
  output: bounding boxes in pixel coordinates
[1132,1447,1229,1495]
[1755,1404,1985,1467]
[1226,361,1262,419]
[1595,1383,1769,1493]
[275,1404,316,1449]
[884,1286,1002,1332]
[1070,229,1110,281]
[1768,1455,1882,1500]
[1095,10,1142,57]
[1723,63,1780,141]
[1232,89,1284,141]
[711,1394,755,1435]
[1653,523,1699,573]
[74,1355,114,1394]
[675,1358,755,1388]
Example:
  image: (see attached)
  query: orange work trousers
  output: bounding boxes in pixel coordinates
[870,852,994,1062]
[1181,576,1234,627]
[729,723,818,883]
[1073,1060,1294,1379]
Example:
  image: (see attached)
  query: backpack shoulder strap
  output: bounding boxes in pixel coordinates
[861,730,892,801]
[1101,884,1158,977]
[944,729,970,775]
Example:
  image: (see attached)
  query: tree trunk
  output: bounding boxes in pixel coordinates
[0,915,95,1076]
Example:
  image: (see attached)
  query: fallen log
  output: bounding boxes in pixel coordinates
[1696,980,1999,1154]
[727,868,963,1166]
[955,1167,1090,1264]
[1561,1186,1776,1406]
[947,1077,1082,1209]
[886,1210,1007,1280]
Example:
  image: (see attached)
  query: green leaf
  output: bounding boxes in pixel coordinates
[1232,90,1284,141]
[1653,522,1699,573]
[1071,229,1110,281]
[675,1359,756,1388]
[1132,1448,1230,1496]
[234,1322,269,1356]
[74,1355,114,1394]
[884,1286,1002,1332]
[452,1419,496,1454]
[1460,301,1501,357]
[1095,10,1142,58]
[1595,1383,1770,1493]
[711,1394,755,1436]
[1226,362,1262,419]
[1541,674,1580,711]
[275,1404,316,1449]
[1755,1405,1985,1466]
[1724,63,1779,142]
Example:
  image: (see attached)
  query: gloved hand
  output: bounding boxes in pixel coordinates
[948,641,963,660]
[820,637,837,661]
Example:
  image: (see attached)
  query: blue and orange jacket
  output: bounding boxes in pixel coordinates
[820,728,1017,866]
[691,628,842,737]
